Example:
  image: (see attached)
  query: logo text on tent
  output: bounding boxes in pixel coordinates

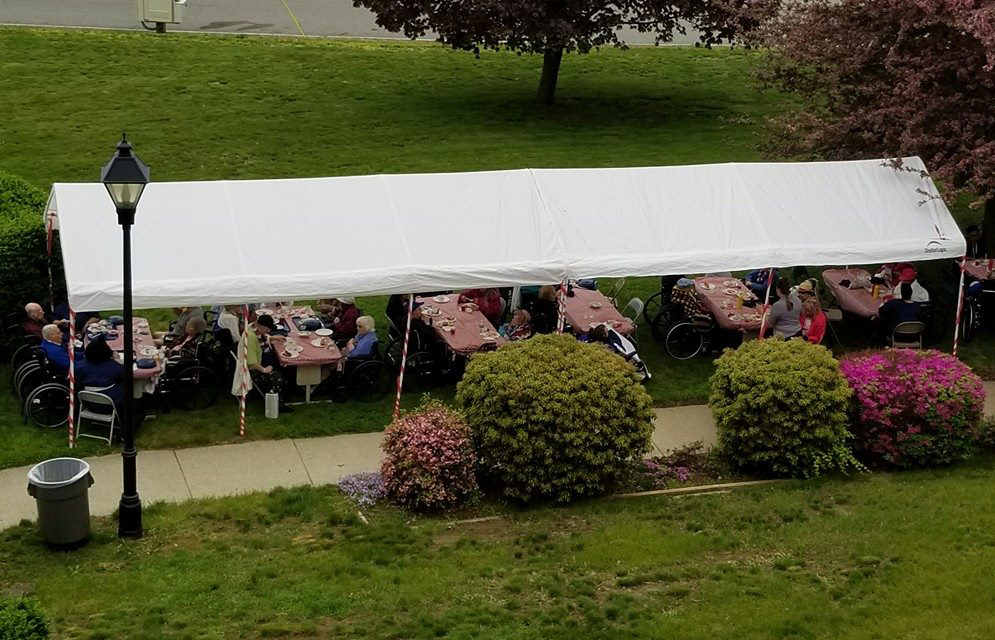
[924,241,947,254]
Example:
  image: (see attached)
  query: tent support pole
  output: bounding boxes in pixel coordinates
[239,305,249,437]
[393,294,414,420]
[757,268,775,339]
[952,257,967,358]
[67,307,76,448]
[556,282,566,333]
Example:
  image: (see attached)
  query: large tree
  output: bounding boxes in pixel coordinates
[353,0,773,104]
[757,0,995,256]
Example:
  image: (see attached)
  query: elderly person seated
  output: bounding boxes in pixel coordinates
[215,306,241,351]
[343,316,379,360]
[168,316,207,359]
[331,297,361,342]
[893,267,929,303]
[22,302,68,340]
[588,323,650,382]
[39,323,71,374]
[154,306,203,347]
[529,285,560,334]
[671,278,703,321]
[499,308,533,341]
[878,282,921,333]
[458,288,503,326]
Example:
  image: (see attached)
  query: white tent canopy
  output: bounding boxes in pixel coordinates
[47,157,965,312]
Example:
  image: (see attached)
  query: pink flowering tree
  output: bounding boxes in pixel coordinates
[381,402,478,511]
[353,0,777,104]
[840,350,986,468]
[757,0,995,255]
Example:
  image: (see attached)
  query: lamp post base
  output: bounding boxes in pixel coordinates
[118,494,143,538]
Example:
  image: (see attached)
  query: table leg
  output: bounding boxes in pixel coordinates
[305,384,312,404]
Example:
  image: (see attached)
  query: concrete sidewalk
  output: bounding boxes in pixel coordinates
[3,385,992,530]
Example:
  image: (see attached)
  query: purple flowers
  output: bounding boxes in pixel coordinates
[840,349,985,467]
[641,458,692,488]
[338,472,386,508]
[381,403,478,511]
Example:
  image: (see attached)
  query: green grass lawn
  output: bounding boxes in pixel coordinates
[0,27,991,470]
[3,459,995,639]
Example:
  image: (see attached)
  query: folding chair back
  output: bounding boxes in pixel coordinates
[77,389,119,445]
[622,297,644,322]
[891,321,925,349]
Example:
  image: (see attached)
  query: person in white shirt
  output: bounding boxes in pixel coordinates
[215,306,242,351]
[894,267,929,303]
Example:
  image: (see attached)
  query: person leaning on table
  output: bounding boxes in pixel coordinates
[244,313,291,412]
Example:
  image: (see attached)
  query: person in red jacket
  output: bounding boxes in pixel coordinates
[799,297,827,345]
[332,297,361,342]
[458,288,503,326]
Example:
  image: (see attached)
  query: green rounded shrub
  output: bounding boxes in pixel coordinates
[0,173,64,333]
[0,597,48,640]
[709,338,862,478]
[455,333,655,503]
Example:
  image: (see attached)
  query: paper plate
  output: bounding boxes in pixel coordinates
[256,309,272,315]
[315,328,333,336]
[311,339,327,348]
[433,295,450,303]
[284,351,299,359]
[722,288,739,296]
[139,347,158,357]
[589,302,602,309]
[699,282,715,290]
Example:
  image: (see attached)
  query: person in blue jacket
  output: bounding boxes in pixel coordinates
[39,324,71,374]
[75,337,125,409]
[744,268,778,300]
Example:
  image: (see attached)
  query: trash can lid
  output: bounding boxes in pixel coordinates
[27,458,91,488]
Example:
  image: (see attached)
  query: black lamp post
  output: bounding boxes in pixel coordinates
[101,133,150,539]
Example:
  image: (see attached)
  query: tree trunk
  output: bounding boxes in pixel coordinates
[536,48,563,106]
[984,197,995,258]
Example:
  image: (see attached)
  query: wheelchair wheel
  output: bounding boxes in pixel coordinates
[16,364,44,401]
[643,291,664,324]
[649,305,676,342]
[12,360,39,396]
[386,333,422,371]
[172,365,220,411]
[348,360,393,402]
[403,351,439,392]
[960,302,976,343]
[10,343,34,373]
[23,383,69,428]
[665,322,704,360]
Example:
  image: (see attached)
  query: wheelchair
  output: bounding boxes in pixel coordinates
[385,331,466,392]
[310,343,394,402]
[959,280,992,343]
[16,348,71,429]
[153,343,222,411]
[664,313,718,360]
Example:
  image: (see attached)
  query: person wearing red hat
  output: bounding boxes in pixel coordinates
[893,267,930,303]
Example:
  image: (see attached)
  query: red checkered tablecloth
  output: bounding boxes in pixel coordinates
[964,259,994,281]
[694,277,763,331]
[416,296,506,356]
[269,309,342,367]
[561,288,635,335]
[97,317,161,380]
[823,269,883,319]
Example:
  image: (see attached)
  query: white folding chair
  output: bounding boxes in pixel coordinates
[891,321,924,349]
[77,389,119,445]
[622,297,644,322]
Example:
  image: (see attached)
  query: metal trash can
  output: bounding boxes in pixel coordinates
[26,458,94,548]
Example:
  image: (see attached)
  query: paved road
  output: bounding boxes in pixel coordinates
[0,0,696,44]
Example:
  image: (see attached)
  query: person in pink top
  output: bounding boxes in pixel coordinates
[458,288,503,325]
[799,297,827,345]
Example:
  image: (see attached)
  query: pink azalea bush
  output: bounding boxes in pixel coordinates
[380,402,477,511]
[840,350,986,468]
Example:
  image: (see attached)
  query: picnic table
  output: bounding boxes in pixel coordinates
[823,269,885,319]
[964,258,994,282]
[263,306,342,403]
[416,295,506,356]
[693,276,763,331]
[561,288,635,336]
[95,317,161,398]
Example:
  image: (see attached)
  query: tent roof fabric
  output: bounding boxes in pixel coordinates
[47,157,965,312]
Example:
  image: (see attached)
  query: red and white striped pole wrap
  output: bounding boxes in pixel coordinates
[393,294,414,420]
[239,305,249,437]
[952,256,967,358]
[556,282,566,333]
[67,307,76,448]
[757,267,775,339]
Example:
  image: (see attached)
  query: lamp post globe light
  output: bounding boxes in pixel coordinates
[100,133,150,539]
